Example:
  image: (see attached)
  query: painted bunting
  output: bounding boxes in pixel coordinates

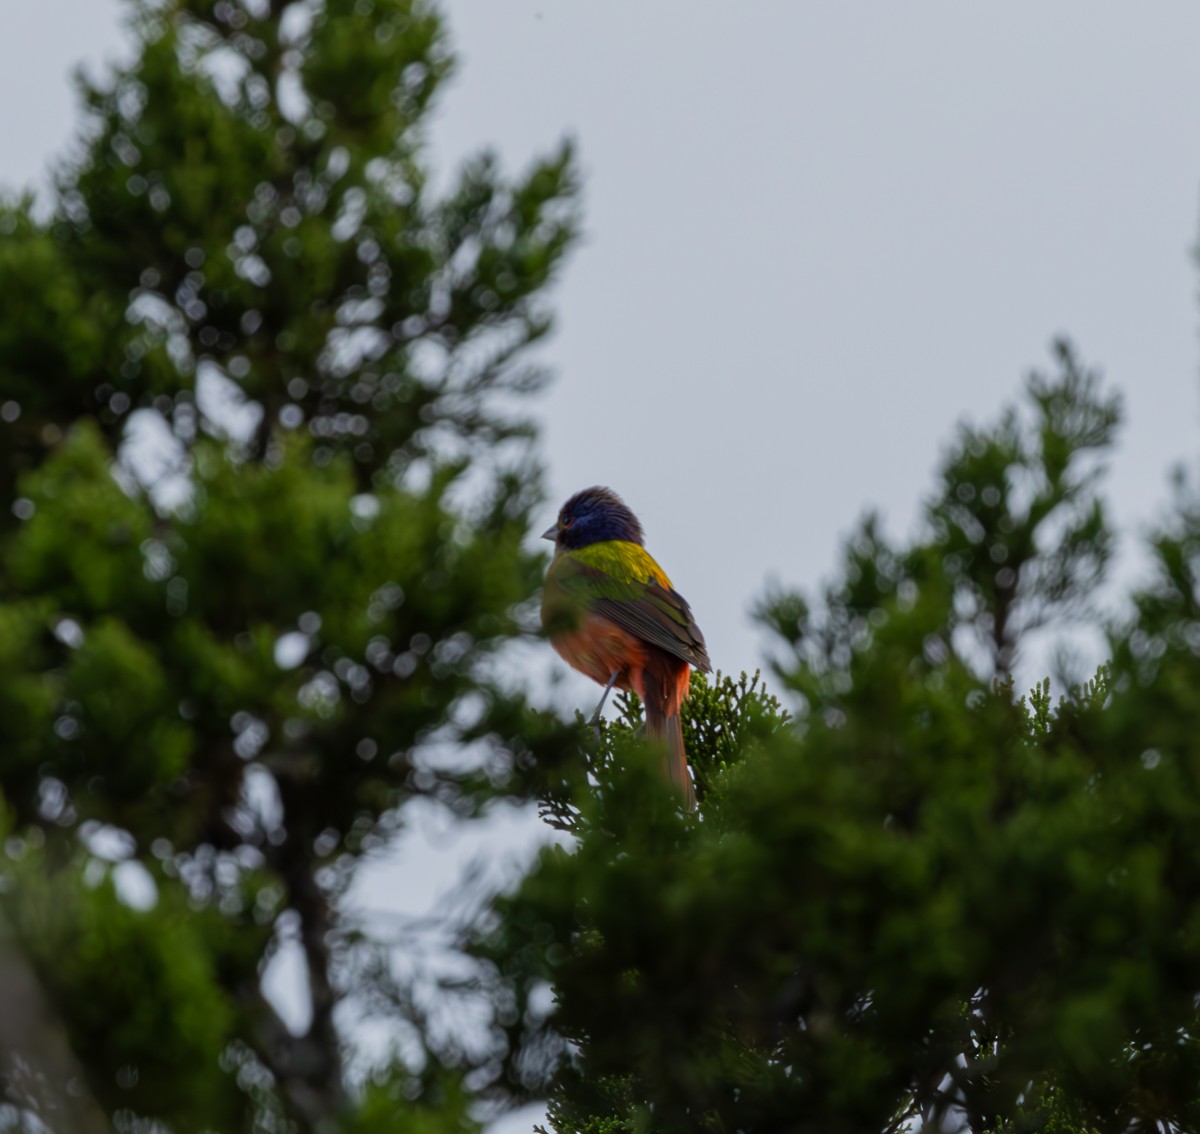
[541,486,711,808]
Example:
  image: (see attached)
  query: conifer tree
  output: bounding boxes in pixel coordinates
[484,347,1200,1134]
[0,1,577,1130]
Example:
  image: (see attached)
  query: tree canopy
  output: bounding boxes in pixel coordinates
[0,0,577,1130]
[484,350,1200,1134]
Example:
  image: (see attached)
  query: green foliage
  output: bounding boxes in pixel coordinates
[345,1066,477,1134]
[8,867,241,1130]
[531,671,787,832]
[481,355,1200,1134]
[0,0,577,1129]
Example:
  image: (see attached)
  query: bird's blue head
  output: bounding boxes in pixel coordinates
[541,486,645,550]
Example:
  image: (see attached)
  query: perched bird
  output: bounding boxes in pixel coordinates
[541,487,711,808]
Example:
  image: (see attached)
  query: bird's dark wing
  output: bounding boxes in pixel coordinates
[594,581,711,671]
[548,543,711,671]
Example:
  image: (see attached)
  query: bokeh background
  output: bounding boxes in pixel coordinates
[7,4,1200,1129]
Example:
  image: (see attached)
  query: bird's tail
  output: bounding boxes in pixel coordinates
[645,703,697,811]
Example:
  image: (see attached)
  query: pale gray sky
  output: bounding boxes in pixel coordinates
[6,4,1200,1129]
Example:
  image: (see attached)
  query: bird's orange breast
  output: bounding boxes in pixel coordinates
[549,611,648,693]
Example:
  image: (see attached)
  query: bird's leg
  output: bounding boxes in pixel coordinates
[589,671,621,739]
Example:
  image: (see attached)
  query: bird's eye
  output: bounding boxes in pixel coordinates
[561,516,574,529]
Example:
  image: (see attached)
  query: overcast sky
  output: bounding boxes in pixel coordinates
[7,3,1200,1128]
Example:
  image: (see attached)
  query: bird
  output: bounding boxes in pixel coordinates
[541,486,711,808]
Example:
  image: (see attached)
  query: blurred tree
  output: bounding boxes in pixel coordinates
[483,347,1200,1134]
[0,0,577,1130]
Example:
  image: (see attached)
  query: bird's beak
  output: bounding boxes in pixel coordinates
[540,524,557,542]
